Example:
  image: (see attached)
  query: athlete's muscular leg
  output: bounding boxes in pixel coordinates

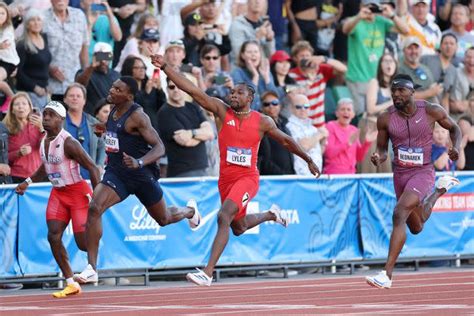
[407,187,448,234]
[146,198,195,226]
[420,187,446,222]
[86,184,121,270]
[47,220,73,278]
[230,211,278,236]
[385,191,419,279]
[74,232,87,251]
[202,199,239,278]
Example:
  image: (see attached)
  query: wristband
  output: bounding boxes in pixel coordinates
[323,56,329,63]
[137,159,144,169]
[25,177,33,185]
[389,13,396,19]
[191,129,197,138]
[160,63,167,71]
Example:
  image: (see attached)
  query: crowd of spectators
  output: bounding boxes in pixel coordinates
[0,0,473,184]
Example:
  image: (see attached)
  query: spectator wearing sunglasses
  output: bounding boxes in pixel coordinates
[323,98,376,175]
[156,76,214,177]
[200,44,233,97]
[286,94,326,175]
[397,37,441,104]
[160,39,203,101]
[63,83,106,179]
[257,91,295,175]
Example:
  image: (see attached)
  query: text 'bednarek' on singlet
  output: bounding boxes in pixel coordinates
[388,100,434,168]
[40,129,82,187]
[105,103,160,178]
[218,109,261,182]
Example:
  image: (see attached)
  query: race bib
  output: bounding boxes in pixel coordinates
[398,146,423,166]
[105,131,120,153]
[48,172,65,187]
[226,146,252,167]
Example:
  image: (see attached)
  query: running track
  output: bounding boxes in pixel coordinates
[1,270,473,315]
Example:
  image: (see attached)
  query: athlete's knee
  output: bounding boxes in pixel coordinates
[231,226,246,236]
[47,230,62,245]
[217,211,233,227]
[409,223,423,235]
[88,201,103,219]
[392,207,409,226]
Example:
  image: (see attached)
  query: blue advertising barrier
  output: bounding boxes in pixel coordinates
[3,173,473,277]
[14,177,362,275]
[0,188,21,276]
[360,173,474,259]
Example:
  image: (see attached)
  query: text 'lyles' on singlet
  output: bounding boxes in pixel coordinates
[40,129,82,187]
[388,100,433,168]
[218,109,261,181]
[105,103,158,176]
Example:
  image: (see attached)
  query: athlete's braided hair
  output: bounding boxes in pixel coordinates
[236,82,255,102]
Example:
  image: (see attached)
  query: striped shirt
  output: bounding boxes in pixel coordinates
[40,129,82,187]
[289,65,334,128]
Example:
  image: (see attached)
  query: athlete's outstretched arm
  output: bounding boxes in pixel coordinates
[15,164,46,195]
[124,110,165,169]
[428,104,462,161]
[150,54,227,121]
[64,137,101,188]
[263,116,320,177]
[372,112,390,166]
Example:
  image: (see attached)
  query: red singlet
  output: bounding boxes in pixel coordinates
[218,109,262,220]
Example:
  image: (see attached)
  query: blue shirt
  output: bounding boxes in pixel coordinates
[65,114,91,179]
[230,67,277,110]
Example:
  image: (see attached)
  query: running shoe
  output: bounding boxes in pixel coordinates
[186,268,212,286]
[366,270,392,289]
[73,264,98,284]
[436,175,460,192]
[52,282,81,298]
[269,204,288,227]
[187,199,201,229]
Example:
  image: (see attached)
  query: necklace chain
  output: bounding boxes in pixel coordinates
[232,109,251,115]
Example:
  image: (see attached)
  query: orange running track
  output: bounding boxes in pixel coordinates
[0,270,473,315]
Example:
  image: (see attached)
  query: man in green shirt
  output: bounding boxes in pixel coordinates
[343,0,408,117]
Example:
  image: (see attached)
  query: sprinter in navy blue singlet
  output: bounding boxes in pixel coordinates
[74,77,202,285]
[102,102,163,206]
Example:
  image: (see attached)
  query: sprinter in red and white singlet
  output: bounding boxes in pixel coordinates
[153,54,320,287]
[15,101,101,298]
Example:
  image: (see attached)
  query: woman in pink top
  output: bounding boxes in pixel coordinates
[3,92,44,182]
[323,98,377,174]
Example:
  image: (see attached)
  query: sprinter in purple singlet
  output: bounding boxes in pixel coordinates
[366,74,462,289]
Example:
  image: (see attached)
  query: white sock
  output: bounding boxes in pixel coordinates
[66,277,74,285]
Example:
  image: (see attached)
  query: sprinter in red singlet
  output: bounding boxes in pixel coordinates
[15,101,100,298]
[366,74,462,289]
[151,54,320,286]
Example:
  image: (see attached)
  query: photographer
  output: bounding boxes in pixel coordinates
[200,44,233,97]
[288,40,347,128]
[75,42,120,115]
[343,0,408,118]
[229,0,275,62]
[180,1,231,70]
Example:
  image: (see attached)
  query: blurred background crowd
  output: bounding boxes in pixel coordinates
[0,0,473,184]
